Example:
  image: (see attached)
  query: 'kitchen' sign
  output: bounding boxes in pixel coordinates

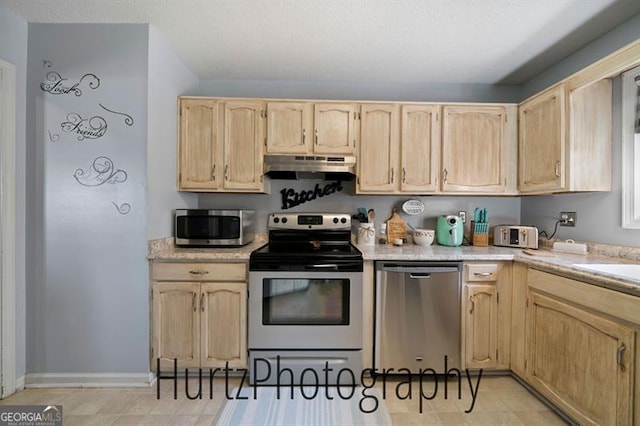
[280,181,343,210]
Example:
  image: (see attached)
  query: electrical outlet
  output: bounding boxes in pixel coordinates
[560,211,576,227]
[459,211,466,223]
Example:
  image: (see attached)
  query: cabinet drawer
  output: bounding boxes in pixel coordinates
[466,264,499,282]
[152,262,246,281]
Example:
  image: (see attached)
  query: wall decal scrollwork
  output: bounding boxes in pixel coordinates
[73,156,128,186]
[40,70,100,96]
[60,113,107,141]
[47,130,60,142]
[111,202,131,215]
[98,103,134,126]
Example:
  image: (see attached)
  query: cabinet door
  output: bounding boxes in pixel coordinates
[201,282,247,369]
[518,85,565,193]
[313,103,358,154]
[568,80,612,191]
[400,105,439,192]
[266,102,311,154]
[464,284,498,369]
[527,292,634,425]
[178,98,220,190]
[510,263,527,377]
[152,282,200,369]
[357,104,399,192]
[442,105,506,193]
[223,101,265,191]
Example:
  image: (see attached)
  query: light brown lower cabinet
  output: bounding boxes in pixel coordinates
[461,262,512,370]
[151,262,247,370]
[525,268,637,426]
[509,262,528,377]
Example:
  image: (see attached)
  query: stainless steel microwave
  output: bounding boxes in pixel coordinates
[174,209,255,247]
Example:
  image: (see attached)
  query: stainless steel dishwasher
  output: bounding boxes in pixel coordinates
[375,261,462,373]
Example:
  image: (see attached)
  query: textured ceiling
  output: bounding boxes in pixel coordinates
[2,0,639,84]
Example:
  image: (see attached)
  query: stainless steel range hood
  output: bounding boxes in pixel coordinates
[264,155,356,180]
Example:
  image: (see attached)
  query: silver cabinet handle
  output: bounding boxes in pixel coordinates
[315,129,319,145]
[200,293,205,313]
[474,272,492,277]
[555,161,561,177]
[402,167,407,183]
[225,164,229,181]
[211,165,216,181]
[302,128,306,144]
[390,168,395,183]
[192,293,197,312]
[189,270,209,275]
[443,168,448,184]
[617,342,626,372]
[469,295,475,314]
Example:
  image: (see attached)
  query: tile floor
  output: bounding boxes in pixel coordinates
[0,375,569,425]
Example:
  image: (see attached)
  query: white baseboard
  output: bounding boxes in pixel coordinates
[25,372,156,388]
[15,375,25,391]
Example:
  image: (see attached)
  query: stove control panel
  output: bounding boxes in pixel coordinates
[269,213,351,230]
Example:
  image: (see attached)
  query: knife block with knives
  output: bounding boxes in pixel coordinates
[471,208,489,247]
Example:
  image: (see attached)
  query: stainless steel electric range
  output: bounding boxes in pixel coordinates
[248,212,364,385]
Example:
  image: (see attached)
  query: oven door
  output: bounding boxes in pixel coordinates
[248,270,362,350]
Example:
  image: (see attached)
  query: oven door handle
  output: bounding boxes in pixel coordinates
[304,264,340,270]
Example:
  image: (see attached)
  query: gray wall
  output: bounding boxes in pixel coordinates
[522,14,640,99]
[521,14,640,247]
[27,24,150,373]
[199,80,521,103]
[147,26,199,240]
[199,179,521,237]
[0,3,28,381]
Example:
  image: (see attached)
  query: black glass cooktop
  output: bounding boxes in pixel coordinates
[249,241,363,272]
[251,241,361,257]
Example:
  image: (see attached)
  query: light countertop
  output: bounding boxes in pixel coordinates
[149,237,639,297]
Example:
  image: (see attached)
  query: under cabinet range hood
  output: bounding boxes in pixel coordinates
[263,155,356,180]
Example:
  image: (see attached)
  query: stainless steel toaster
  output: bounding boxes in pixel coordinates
[493,225,539,249]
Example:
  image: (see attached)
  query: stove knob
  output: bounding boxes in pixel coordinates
[273,217,280,224]
[281,217,288,224]
[340,217,347,224]
[333,217,339,224]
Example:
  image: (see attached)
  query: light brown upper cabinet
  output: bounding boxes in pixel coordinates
[441,105,517,194]
[357,104,439,194]
[357,103,399,193]
[400,105,440,192]
[178,97,267,193]
[223,100,266,191]
[518,80,612,194]
[265,101,358,155]
[518,85,565,193]
[178,98,221,190]
[265,102,310,154]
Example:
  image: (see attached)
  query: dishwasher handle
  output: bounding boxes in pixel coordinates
[380,265,461,274]
[409,273,431,279]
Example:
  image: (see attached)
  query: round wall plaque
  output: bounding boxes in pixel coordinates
[401,199,425,215]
